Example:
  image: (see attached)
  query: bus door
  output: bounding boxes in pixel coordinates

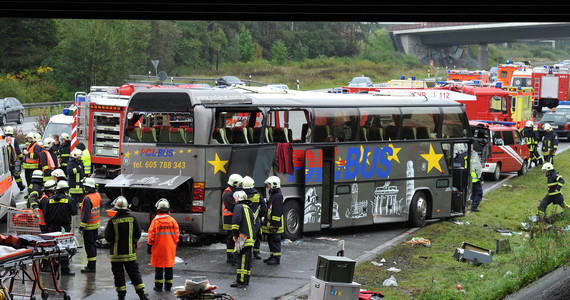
[226,145,276,194]
[303,147,330,232]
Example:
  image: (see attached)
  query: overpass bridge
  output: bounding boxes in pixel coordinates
[390,22,570,69]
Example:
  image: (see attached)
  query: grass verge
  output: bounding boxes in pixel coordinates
[354,150,570,299]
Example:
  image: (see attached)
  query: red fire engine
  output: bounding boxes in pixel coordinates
[531,65,570,110]
[447,69,490,83]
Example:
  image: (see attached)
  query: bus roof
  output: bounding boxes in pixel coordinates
[128,87,465,111]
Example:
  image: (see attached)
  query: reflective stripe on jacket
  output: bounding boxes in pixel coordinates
[23,142,40,169]
[105,211,142,263]
[231,203,255,248]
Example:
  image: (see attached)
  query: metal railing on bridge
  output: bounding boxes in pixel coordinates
[391,22,491,31]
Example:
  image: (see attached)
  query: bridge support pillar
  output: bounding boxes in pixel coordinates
[478,42,488,70]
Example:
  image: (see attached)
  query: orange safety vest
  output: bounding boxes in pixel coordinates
[41,150,56,170]
[222,187,235,217]
[37,194,48,226]
[23,142,40,168]
[80,193,101,230]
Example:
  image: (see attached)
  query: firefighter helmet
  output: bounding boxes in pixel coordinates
[60,133,70,141]
[56,180,69,190]
[4,126,13,135]
[227,174,243,188]
[71,148,82,158]
[32,170,43,179]
[83,178,96,189]
[155,198,170,210]
[52,168,66,180]
[33,132,41,142]
[43,137,54,150]
[26,132,35,140]
[233,190,248,202]
[43,180,57,191]
[265,176,281,189]
[544,123,552,131]
[525,120,534,128]
[241,176,255,189]
[113,196,130,210]
[542,162,554,171]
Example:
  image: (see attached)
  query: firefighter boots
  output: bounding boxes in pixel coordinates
[253,252,262,260]
[164,282,172,291]
[136,290,149,300]
[264,256,280,265]
[230,280,248,288]
[117,291,126,300]
[153,283,162,291]
[81,261,96,273]
[227,253,236,266]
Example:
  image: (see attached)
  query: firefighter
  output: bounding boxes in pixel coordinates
[39,137,58,183]
[79,178,101,273]
[3,126,22,161]
[147,198,180,292]
[5,136,25,191]
[222,173,243,265]
[538,162,568,217]
[38,179,56,272]
[22,131,41,187]
[262,176,284,265]
[51,134,61,155]
[67,148,85,206]
[230,190,255,288]
[241,176,266,260]
[104,196,148,300]
[521,120,541,167]
[43,180,77,276]
[58,133,71,175]
[52,168,67,183]
[541,123,559,165]
[76,142,92,177]
[26,170,44,209]
[4,127,24,190]
[470,150,483,212]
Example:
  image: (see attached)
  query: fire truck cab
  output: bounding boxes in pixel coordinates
[447,69,490,83]
[496,60,531,87]
[531,65,570,110]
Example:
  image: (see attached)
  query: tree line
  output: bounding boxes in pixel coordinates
[1,19,408,102]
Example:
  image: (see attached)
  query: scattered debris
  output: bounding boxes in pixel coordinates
[453,242,493,266]
[316,237,340,242]
[175,256,184,264]
[480,274,484,279]
[521,222,531,230]
[380,258,386,263]
[456,284,462,290]
[382,275,398,287]
[371,261,384,267]
[504,271,513,277]
[451,220,464,225]
[405,237,431,247]
[387,267,401,272]
[528,216,539,222]
[496,239,511,254]
[419,256,432,259]
[494,228,512,236]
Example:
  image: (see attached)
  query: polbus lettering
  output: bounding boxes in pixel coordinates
[344,146,392,180]
[157,148,174,157]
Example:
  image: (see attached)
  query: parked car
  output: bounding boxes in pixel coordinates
[470,121,530,181]
[348,76,373,87]
[554,105,570,115]
[216,76,245,87]
[266,83,289,90]
[0,97,25,125]
[537,111,570,140]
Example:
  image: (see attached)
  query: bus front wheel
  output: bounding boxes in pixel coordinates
[282,200,302,241]
[408,191,427,228]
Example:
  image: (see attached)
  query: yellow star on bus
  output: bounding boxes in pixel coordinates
[208,153,228,174]
[336,156,346,169]
[387,144,401,163]
[421,144,443,173]
[124,151,131,158]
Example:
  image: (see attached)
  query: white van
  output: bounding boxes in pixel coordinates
[43,113,73,141]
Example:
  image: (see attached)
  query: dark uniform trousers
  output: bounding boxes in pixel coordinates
[267,233,282,257]
[83,229,98,268]
[112,261,145,295]
[236,246,253,284]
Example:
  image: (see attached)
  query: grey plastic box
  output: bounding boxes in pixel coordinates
[309,276,361,300]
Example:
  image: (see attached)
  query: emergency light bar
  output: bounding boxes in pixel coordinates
[89,104,123,110]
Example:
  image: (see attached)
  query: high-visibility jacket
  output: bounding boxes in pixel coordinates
[546,171,565,196]
[7,143,16,172]
[58,142,71,173]
[244,188,266,233]
[262,188,284,234]
[26,181,43,209]
[541,131,559,155]
[231,203,255,248]
[222,186,240,230]
[67,157,85,195]
[80,192,102,230]
[37,193,50,226]
[23,142,41,169]
[40,149,58,182]
[148,213,180,268]
[105,210,142,263]
[82,149,91,175]
[521,127,540,151]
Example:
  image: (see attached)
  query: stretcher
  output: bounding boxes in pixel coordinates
[0,231,81,300]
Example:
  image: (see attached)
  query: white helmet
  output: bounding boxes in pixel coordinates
[542,162,554,171]
[543,123,552,131]
[52,169,66,179]
[242,176,255,189]
[227,174,243,188]
[33,132,41,142]
[32,170,44,179]
[26,132,35,140]
[233,190,248,202]
[56,180,69,190]
[83,178,96,188]
[525,120,534,128]
[71,148,82,158]
[60,133,70,141]
[265,176,281,189]
[43,137,55,149]
[43,179,57,191]
[4,126,13,135]
[155,198,170,210]
[113,196,130,210]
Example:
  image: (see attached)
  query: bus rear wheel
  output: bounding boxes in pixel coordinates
[282,200,302,241]
[408,191,427,228]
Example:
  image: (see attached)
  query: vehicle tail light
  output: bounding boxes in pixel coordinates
[565,124,569,130]
[192,182,206,212]
[538,123,542,129]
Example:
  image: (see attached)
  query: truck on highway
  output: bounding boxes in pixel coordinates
[531,65,570,111]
